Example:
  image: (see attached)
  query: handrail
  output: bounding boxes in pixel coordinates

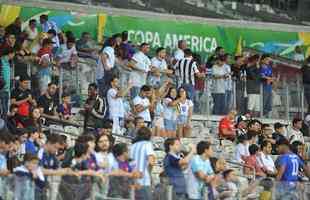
[226,160,256,181]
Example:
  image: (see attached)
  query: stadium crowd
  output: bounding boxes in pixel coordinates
[0,14,310,200]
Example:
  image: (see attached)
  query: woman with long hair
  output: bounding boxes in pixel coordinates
[163,86,179,138]
[176,87,193,138]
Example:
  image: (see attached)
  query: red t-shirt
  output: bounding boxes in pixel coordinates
[218,117,235,139]
[244,155,264,175]
[195,66,206,91]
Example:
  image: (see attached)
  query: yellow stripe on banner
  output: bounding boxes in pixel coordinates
[97,13,107,43]
[298,32,310,46]
[0,5,21,27]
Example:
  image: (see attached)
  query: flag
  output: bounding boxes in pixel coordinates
[235,36,242,56]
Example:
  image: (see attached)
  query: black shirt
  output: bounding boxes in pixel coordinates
[38,94,57,116]
[11,88,32,101]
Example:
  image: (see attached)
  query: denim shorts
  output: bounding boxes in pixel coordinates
[164,119,177,131]
[177,115,188,125]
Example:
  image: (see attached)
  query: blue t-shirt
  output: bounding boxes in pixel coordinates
[163,153,186,194]
[38,149,59,170]
[260,65,273,92]
[276,152,304,182]
[1,57,10,93]
[25,139,38,155]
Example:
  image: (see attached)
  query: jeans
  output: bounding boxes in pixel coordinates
[212,93,225,115]
[0,91,9,117]
[194,90,204,113]
[136,186,152,200]
[97,70,113,98]
[263,89,272,115]
[225,90,233,114]
[180,84,195,101]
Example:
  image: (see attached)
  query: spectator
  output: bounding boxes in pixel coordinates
[130,127,156,200]
[258,124,275,146]
[23,19,38,42]
[38,82,58,118]
[148,47,173,88]
[107,76,132,135]
[246,54,262,117]
[258,140,276,176]
[0,134,11,176]
[186,141,217,200]
[220,169,238,200]
[275,138,309,195]
[212,56,227,115]
[94,133,115,173]
[260,54,273,117]
[0,26,5,44]
[210,157,227,174]
[223,54,233,114]
[235,134,250,164]
[232,55,247,114]
[244,144,266,177]
[163,87,179,137]
[0,33,16,56]
[13,153,45,200]
[120,31,135,60]
[235,115,248,137]
[96,37,117,97]
[259,178,273,200]
[301,57,310,113]
[0,48,14,117]
[57,36,78,93]
[11,75,36,117]
[172,40,187,65]
[247,119,262,135]
[83,83,106,129]
[164,138,195,199]
[272,122,287,154]
[24,127,40,155]
[175,48,205,101]
[218,110,236,141]
[39,14,59,32]
[47,29,60,54]
[128,43,151,98]
[288,118,305,144]
[133,85,152,127]
[293,46,305,62]
[193,53,206,113]
[57,93,72,120]
[206,46,225,69]
[98,120,113,136]
[176,87,193,138]
[5,17,22,37]
[37,38,54,94]
[76,32,96,57]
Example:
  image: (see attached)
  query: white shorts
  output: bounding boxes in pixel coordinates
[248,94,261,112]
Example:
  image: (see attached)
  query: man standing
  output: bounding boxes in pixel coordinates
[260,54,273,117]
[96,37,117,97]
[11,75,36,117]
[175,49,205,101]
[172,40,187,65]
[84,83,106,130]
[37,82,58,118]
[128,43,151,98]
[288,118,305,144]
[133,85,153,127]
[130,127,156,200]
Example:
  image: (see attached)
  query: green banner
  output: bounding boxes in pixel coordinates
[104,15,302,59]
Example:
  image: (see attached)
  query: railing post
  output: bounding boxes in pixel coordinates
[297,76,302,116]
[206,76,210,117]
[284,77,290,120]
[166,185,173,200]
[233,80,237,110]
[59,65,63,104]
[260,83,264,118]
[300,77,305,119]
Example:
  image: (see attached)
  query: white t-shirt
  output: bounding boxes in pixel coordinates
[174,48,184,62]
[130,51,151,87]
[58,44,77,64]
[212,64,227,94]
[24,26,38,40]
[94,151,118,173]
[163,98,178,121]
[288,127,305,144]
[257,152,276,173]
[96,46,115,80]
[235,143,249,163]
[223,63,232,91]
[107,88,125,118]
[178,99,193,117]
[149,57,168,85]
[133,95,151,122]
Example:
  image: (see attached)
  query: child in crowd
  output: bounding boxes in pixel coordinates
[235,134,250,164]
[244,144,266,178]
[24,127,40,155]
[13,153,46,200]
[259,178,273,200]
[221,169,238,200]
[57,93,72,120]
